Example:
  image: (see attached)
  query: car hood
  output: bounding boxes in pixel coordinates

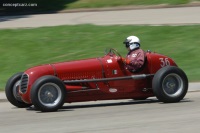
[24,64,55,78]
[51,58,104,80]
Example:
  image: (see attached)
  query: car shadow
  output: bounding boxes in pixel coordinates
[25,98,192,113]
[61,98,159,110]
[60,98,193,112]
[26,106,74,113]
[61,98,192,110]
[160,98,192,104]
[25,99,159,112]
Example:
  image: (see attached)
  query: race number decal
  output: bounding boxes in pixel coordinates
[159,58,170,67]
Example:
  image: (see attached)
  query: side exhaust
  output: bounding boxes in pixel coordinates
[64,74,154,84]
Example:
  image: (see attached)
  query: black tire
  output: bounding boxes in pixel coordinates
[152,66,188,103]
[30,75,66,112]
[5,72,32,108]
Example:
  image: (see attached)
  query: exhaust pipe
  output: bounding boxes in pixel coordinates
[64,74,154,84]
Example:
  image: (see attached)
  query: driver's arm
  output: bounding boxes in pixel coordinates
[125,50,145,71]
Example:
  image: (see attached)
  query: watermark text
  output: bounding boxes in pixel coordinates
[3,3,37,7]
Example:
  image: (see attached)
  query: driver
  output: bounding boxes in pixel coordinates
[123,35,146,72]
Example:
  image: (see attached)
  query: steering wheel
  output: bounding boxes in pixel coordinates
[105,48,122,58]
[105,48,126,65]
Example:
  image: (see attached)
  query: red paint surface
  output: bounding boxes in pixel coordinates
[19,51,177,104]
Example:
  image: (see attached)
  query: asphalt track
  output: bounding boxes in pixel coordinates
[0,91,200,133]
[0,6,200,28]
[1,6,200,133]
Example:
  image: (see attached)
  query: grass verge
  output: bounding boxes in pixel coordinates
[66,0,200,9]
[0,24,200,90]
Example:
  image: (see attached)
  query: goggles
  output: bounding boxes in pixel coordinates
[124,42,134,48]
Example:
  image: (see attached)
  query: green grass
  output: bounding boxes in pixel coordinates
[0,24,200,90]
[66,0,199,9]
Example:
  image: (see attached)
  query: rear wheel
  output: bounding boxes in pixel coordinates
[152,66,188,103]
[31,76,66,112]
[5,72,32,108]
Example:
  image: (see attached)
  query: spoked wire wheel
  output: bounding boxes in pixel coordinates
[31,76,66,112]
[38,83,62,107]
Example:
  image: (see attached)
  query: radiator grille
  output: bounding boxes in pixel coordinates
[20,74,29,94]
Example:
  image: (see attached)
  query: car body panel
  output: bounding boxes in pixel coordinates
[19,51,177,104]
[20,65,55,103]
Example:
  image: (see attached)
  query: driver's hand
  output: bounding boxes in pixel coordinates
[122,58,130,64]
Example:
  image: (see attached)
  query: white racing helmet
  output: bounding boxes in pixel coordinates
[123,36,140,50]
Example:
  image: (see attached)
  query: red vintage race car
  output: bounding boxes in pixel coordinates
[5,48,188,112]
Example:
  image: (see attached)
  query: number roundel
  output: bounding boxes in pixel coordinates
[159,58,170,67]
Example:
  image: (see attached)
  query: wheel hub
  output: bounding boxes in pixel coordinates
[13,80,23,102]
[38,83,62,107]
[162,73,183,97]
[166,82,176,89]
[46,91,54,98]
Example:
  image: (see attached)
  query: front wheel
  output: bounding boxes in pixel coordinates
[30,76,66,112]
[152,66,188,103]
[5,72,32,108]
